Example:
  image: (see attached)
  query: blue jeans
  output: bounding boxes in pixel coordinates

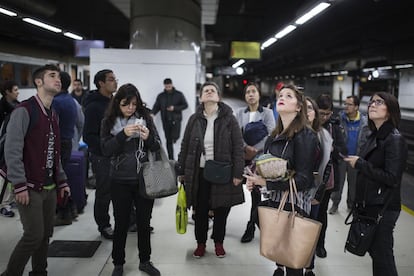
[368,210,400,276]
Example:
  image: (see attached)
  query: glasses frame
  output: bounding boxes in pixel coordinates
[368,99,385,107]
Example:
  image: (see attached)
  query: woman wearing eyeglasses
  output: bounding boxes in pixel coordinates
[343,92,407,276]
[101,83,161,276]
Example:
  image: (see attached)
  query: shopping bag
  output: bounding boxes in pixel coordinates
[176,179,188,234]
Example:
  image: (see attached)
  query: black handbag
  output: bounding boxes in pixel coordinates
[344,192,392,256]
[203,160,232,184]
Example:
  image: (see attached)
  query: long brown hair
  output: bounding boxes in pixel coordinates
[271,84,311,139]
[306,96,321,132]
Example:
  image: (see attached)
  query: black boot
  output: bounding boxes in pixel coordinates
[240,221,255,243]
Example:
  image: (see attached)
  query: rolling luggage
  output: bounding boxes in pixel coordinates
[65,151,87,213]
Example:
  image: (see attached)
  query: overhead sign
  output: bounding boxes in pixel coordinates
[230,41,261,60]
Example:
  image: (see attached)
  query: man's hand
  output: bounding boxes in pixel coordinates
[167,105,174,111]
[60,186,71,199]
[15,190,30,205]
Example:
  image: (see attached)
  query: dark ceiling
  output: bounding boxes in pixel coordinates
[1,0,413,78]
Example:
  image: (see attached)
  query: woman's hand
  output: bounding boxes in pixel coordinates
[124,124,139,137]
[343,155,359,168]
[233,178,242,186]
[243,173,266,191]
[138,125,150,140]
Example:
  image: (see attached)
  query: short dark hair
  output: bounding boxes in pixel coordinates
[199,81,221,97]
[32,64,60,87]
[93,69,113,89]
[243,82,261,96]
[316,93,333,110]
[60,71,71,91]
[368,92,401,130]
[1,80,18,96]
[346,95,360,106]
[74,78,83,85]
[163,78,172,85]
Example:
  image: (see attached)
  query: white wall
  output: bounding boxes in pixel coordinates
[90,49,197,159]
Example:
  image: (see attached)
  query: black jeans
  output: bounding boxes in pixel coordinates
[317,190,331,249]
[111,179,154,265]
[163,120,180,160]
[195,170,231,244]
[248,187,261,225]
[90,153,111,231]
[368,210,400,276]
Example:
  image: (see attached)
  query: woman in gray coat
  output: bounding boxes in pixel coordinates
[177,81,244,259]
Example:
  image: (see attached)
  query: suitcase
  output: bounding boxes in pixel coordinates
[65,151,87,213]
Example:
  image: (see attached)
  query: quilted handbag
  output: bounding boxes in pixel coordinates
[255,153,288,180]
[258,177,322,269]
[141,147,178,199]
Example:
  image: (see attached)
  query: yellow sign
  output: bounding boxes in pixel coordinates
[230,41,261,60]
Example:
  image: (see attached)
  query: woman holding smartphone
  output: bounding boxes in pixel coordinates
[101,83,161,276]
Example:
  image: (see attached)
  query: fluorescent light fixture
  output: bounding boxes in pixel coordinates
[232,59,245,68]
[323,72,331,76]
[395,64,413,69]
[261,37,277,49]
[22,18,61,33]
[64,32,83,40]
[295,2,331,25]
[378,66,392,70]
[275,25,297,39]
[0,7,17,16]
[339,70,348,75]
[330,71,339,75]
[362,67,375,72]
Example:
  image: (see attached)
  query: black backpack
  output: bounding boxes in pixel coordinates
[0,98,38,203]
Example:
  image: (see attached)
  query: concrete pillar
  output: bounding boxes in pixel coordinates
[130,0,201,50]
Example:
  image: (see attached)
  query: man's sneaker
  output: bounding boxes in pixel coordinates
[215,243,226,258]
[100,226,114,240]
[193,243,206,258]
[138,261,160,276]
[328,205,338,215]
[0,207,15,217]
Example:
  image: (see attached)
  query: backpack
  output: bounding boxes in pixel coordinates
[0,98,38,203]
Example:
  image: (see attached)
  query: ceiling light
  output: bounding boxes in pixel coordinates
[232,59,245,68]
[235,67,244,75]
[261,37,277,49]
[295,2,331,25]
[275,25,297,39]
[372,70,379,78]
[64,32,83,40]
[0,7,17,16]
[395,64,413,69]
[378,66,392,70]
[22,18,62,33]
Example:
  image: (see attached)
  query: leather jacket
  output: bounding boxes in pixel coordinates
[354,121,407,211]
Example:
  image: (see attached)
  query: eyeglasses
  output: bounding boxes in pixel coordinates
[368,99,385,107]
[343,103,355,107]
[307,105,314,112]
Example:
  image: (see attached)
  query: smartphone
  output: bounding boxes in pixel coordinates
[135,118,144,126]
[339,152,348,159]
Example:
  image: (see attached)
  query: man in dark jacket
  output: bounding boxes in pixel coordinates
[152,78,188,160]
[83,69,117,239]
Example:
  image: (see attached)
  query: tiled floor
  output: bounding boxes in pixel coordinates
[1,183,414,276]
